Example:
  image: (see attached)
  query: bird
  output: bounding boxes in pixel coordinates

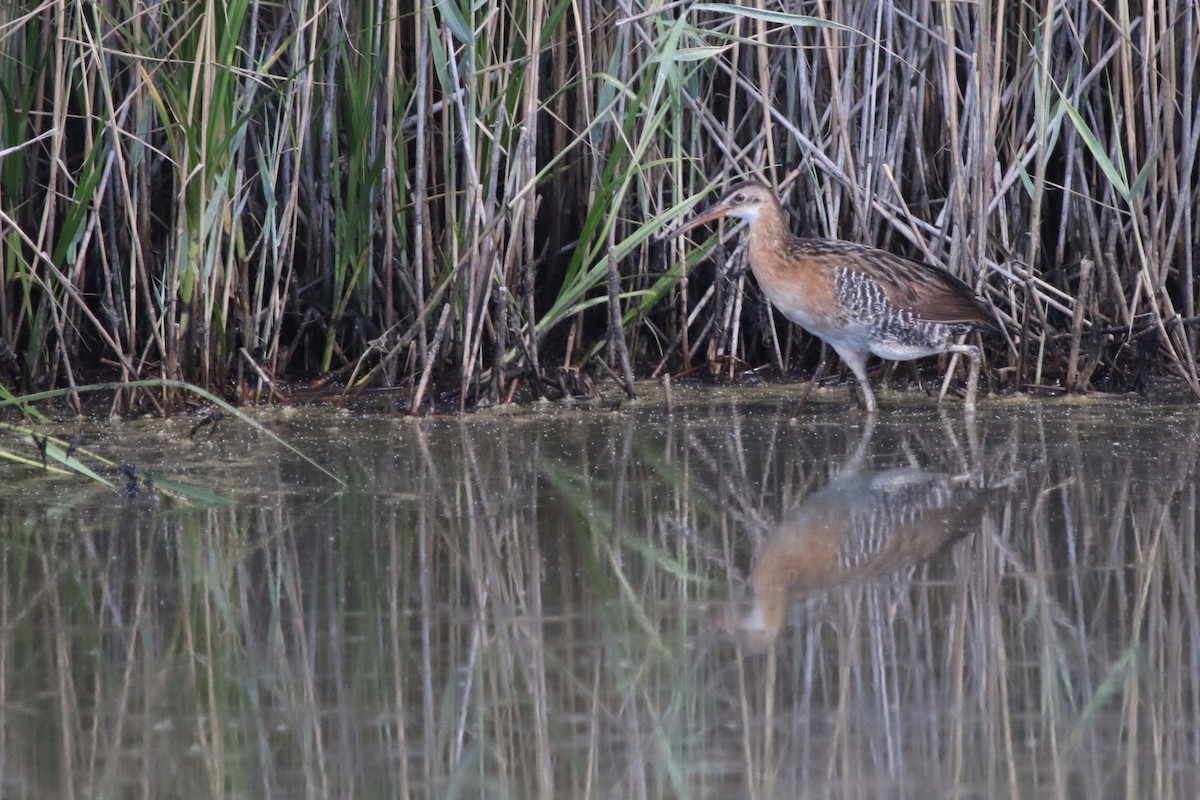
[666,180,997,412]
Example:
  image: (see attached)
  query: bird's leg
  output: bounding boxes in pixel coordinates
[855,380,878,414]
[965,346,981,414]
[833,346,877,413]
[945,343,982,413]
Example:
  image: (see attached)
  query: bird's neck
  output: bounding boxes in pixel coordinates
[746,198,793,262]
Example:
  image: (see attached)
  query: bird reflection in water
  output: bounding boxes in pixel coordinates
[718,419,996,646]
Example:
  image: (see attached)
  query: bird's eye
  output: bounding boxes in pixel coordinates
[732,193,745,203]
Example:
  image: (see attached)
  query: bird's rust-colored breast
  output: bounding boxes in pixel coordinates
[745,218,842,332]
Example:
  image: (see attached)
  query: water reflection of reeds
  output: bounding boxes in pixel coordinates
[1,404,1199,798]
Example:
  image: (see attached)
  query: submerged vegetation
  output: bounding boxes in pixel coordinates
[1,1,1197,410]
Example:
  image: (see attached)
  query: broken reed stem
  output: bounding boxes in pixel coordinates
[1066,258,1093,393]
[607,247,636,401]
[239,347,290,406]
[793,349,829,411]
[411,304,452,414]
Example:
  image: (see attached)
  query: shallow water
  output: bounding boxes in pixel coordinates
[2,390,1199,799]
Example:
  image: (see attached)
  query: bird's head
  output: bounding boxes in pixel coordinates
[666,180,774,240]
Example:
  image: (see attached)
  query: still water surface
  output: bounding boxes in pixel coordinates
[2,390,1199,799]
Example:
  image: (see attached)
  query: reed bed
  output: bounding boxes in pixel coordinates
[1,1,1197,408]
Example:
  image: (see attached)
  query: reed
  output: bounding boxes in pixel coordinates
[1,1,1197,407]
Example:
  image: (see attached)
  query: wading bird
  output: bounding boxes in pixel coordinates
[667,180,996,412]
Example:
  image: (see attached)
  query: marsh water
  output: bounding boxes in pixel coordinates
[2,388,1200,799]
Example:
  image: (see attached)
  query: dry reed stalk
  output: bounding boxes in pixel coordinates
[1066,258,1094,392]
[411,303,452,414]
[606,247,636,399]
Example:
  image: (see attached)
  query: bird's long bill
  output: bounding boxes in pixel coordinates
[665,202,727,241]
